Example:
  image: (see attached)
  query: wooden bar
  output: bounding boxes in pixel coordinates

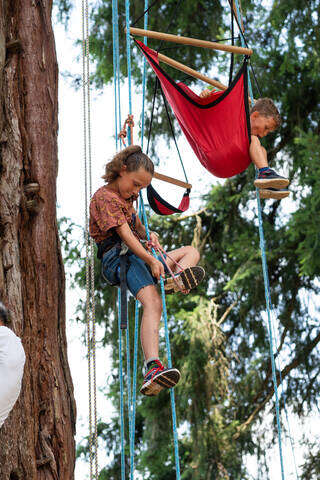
[157,51,227,90]
[129,27,253,56]
[153,172,192,189]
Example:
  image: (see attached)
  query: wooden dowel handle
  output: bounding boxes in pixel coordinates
[157,52,227,90]
[153,172,192,189]
[129,27,253,56]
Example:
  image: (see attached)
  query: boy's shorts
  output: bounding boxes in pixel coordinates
[101,246,168,298]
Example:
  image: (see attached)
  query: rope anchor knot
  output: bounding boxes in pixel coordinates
[118,114,135,146]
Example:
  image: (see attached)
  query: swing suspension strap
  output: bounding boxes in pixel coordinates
[143,1,189,185]
[159,84,189,183]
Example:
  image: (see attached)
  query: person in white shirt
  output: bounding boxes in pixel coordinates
[0,301,25,428]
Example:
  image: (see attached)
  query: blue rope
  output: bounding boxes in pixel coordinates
[140,0,149,150]
[115,0,122,139]
[256,192,286,480]
[125,4,138,476]
[118,291,126,479]
[268,289,299,479]
[125,0,133,453]
[234,2,285,478]
[126,315,133,460]
[129,20,148,471]
[113,2,125,477]
[140,199,181,479]
[159,279,181,478]
[138,43,181,473]
[112,0,118,148]
[125,0,133,116]
[130,301,140,479]
[261,253,298,478]
[114,1,181,477]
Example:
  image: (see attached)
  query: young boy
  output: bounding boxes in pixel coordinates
[249,98,289,200]
[200,92,289,200]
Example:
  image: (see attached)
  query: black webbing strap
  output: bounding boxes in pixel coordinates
[156,0,184,53]
[159,83,188,183]
[97,232,121,259]
[146,76,159,155]
[229,3,235,87]
[120,254,128,329]
[132,0,161,27]
[226,0,262,96]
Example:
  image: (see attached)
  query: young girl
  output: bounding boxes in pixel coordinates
[89,145,205,396]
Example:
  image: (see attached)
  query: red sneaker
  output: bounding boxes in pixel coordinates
[140,360,181,396]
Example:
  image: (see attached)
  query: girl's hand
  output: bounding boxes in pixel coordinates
[149,257,165,280]
[149,231,161,250]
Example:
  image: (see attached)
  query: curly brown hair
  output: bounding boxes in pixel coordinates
[102,145,154,183]
[250,98,281,129]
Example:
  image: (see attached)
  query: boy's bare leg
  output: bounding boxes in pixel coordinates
[249,135,268,169]
[136,285,162,361]
[250,135,289,192]
[164,246,200,274]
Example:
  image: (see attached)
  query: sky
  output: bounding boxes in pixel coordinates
[53,2,317,479]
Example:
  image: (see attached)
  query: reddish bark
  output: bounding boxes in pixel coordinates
[0,1,76,479]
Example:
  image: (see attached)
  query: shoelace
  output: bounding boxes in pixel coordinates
[261,168,274,175]
[145,360,164,380]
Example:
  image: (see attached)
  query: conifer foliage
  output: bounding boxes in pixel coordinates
[58,1,320,478]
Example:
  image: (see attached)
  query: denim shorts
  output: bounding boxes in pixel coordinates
[101,246,168,298]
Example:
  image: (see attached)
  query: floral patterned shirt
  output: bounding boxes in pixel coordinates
[89,185,139,244]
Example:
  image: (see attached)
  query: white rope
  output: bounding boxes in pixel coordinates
[82,0,98,477]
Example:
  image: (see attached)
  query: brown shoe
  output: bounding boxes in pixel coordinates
[259,188,290,200]
[164,266,205,294]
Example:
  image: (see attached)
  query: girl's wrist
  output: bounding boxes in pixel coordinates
[147,254,157,266]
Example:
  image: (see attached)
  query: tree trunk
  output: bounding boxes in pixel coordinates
[0,1,76,479]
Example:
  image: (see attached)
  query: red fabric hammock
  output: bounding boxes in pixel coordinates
[147,184,190,215]
[136,40,251,179]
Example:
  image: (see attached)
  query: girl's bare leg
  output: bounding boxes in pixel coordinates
[136,285,162,361]
[164,245,200,274]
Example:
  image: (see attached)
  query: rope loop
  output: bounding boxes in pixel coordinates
[118,114,135,145]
